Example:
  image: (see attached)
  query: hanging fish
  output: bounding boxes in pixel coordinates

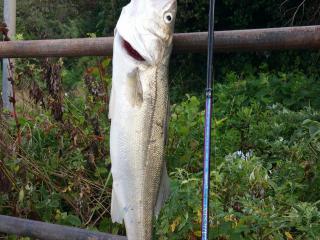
[109,0,177,239]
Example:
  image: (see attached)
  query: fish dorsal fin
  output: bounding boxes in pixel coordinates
[164,97,170,145]
[154,163,171,217]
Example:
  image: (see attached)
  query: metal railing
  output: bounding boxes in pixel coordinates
[0,26,319,58]
[0,215,126,240]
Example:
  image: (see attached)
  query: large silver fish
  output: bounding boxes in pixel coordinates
[109,0,177,239]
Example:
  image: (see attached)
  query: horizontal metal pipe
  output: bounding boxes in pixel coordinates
[0,25,319,58]
[0,215,127,240]
[175,25,320,53]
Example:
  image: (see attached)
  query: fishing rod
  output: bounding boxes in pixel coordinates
[201,0,216,239]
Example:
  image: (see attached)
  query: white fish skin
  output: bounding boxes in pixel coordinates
[109,0,177,239]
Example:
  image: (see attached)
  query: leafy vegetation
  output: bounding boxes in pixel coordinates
[155,62,320,239]
[0,0,320,239]
[1,58,320,239]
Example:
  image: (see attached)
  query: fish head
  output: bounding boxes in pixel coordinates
[116,0,177,65]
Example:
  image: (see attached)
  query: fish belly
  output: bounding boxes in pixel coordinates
[110,33,170,240]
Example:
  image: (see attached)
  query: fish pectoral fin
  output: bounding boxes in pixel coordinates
[127,71,143,108]
[111,190,124,224]
[154,163,171,217]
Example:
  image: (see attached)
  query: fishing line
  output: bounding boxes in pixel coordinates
[201,0,216,239]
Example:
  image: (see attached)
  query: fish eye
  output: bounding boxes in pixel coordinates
[164,12,173,24]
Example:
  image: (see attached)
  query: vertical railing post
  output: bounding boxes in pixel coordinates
[2,0,16,112]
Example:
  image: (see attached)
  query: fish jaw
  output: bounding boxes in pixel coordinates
[115,0,177,66]
[121,37,146,62]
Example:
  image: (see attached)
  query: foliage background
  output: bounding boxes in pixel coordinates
[0,0,320,239]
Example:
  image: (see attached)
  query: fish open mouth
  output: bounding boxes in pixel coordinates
[120,36,146,62]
